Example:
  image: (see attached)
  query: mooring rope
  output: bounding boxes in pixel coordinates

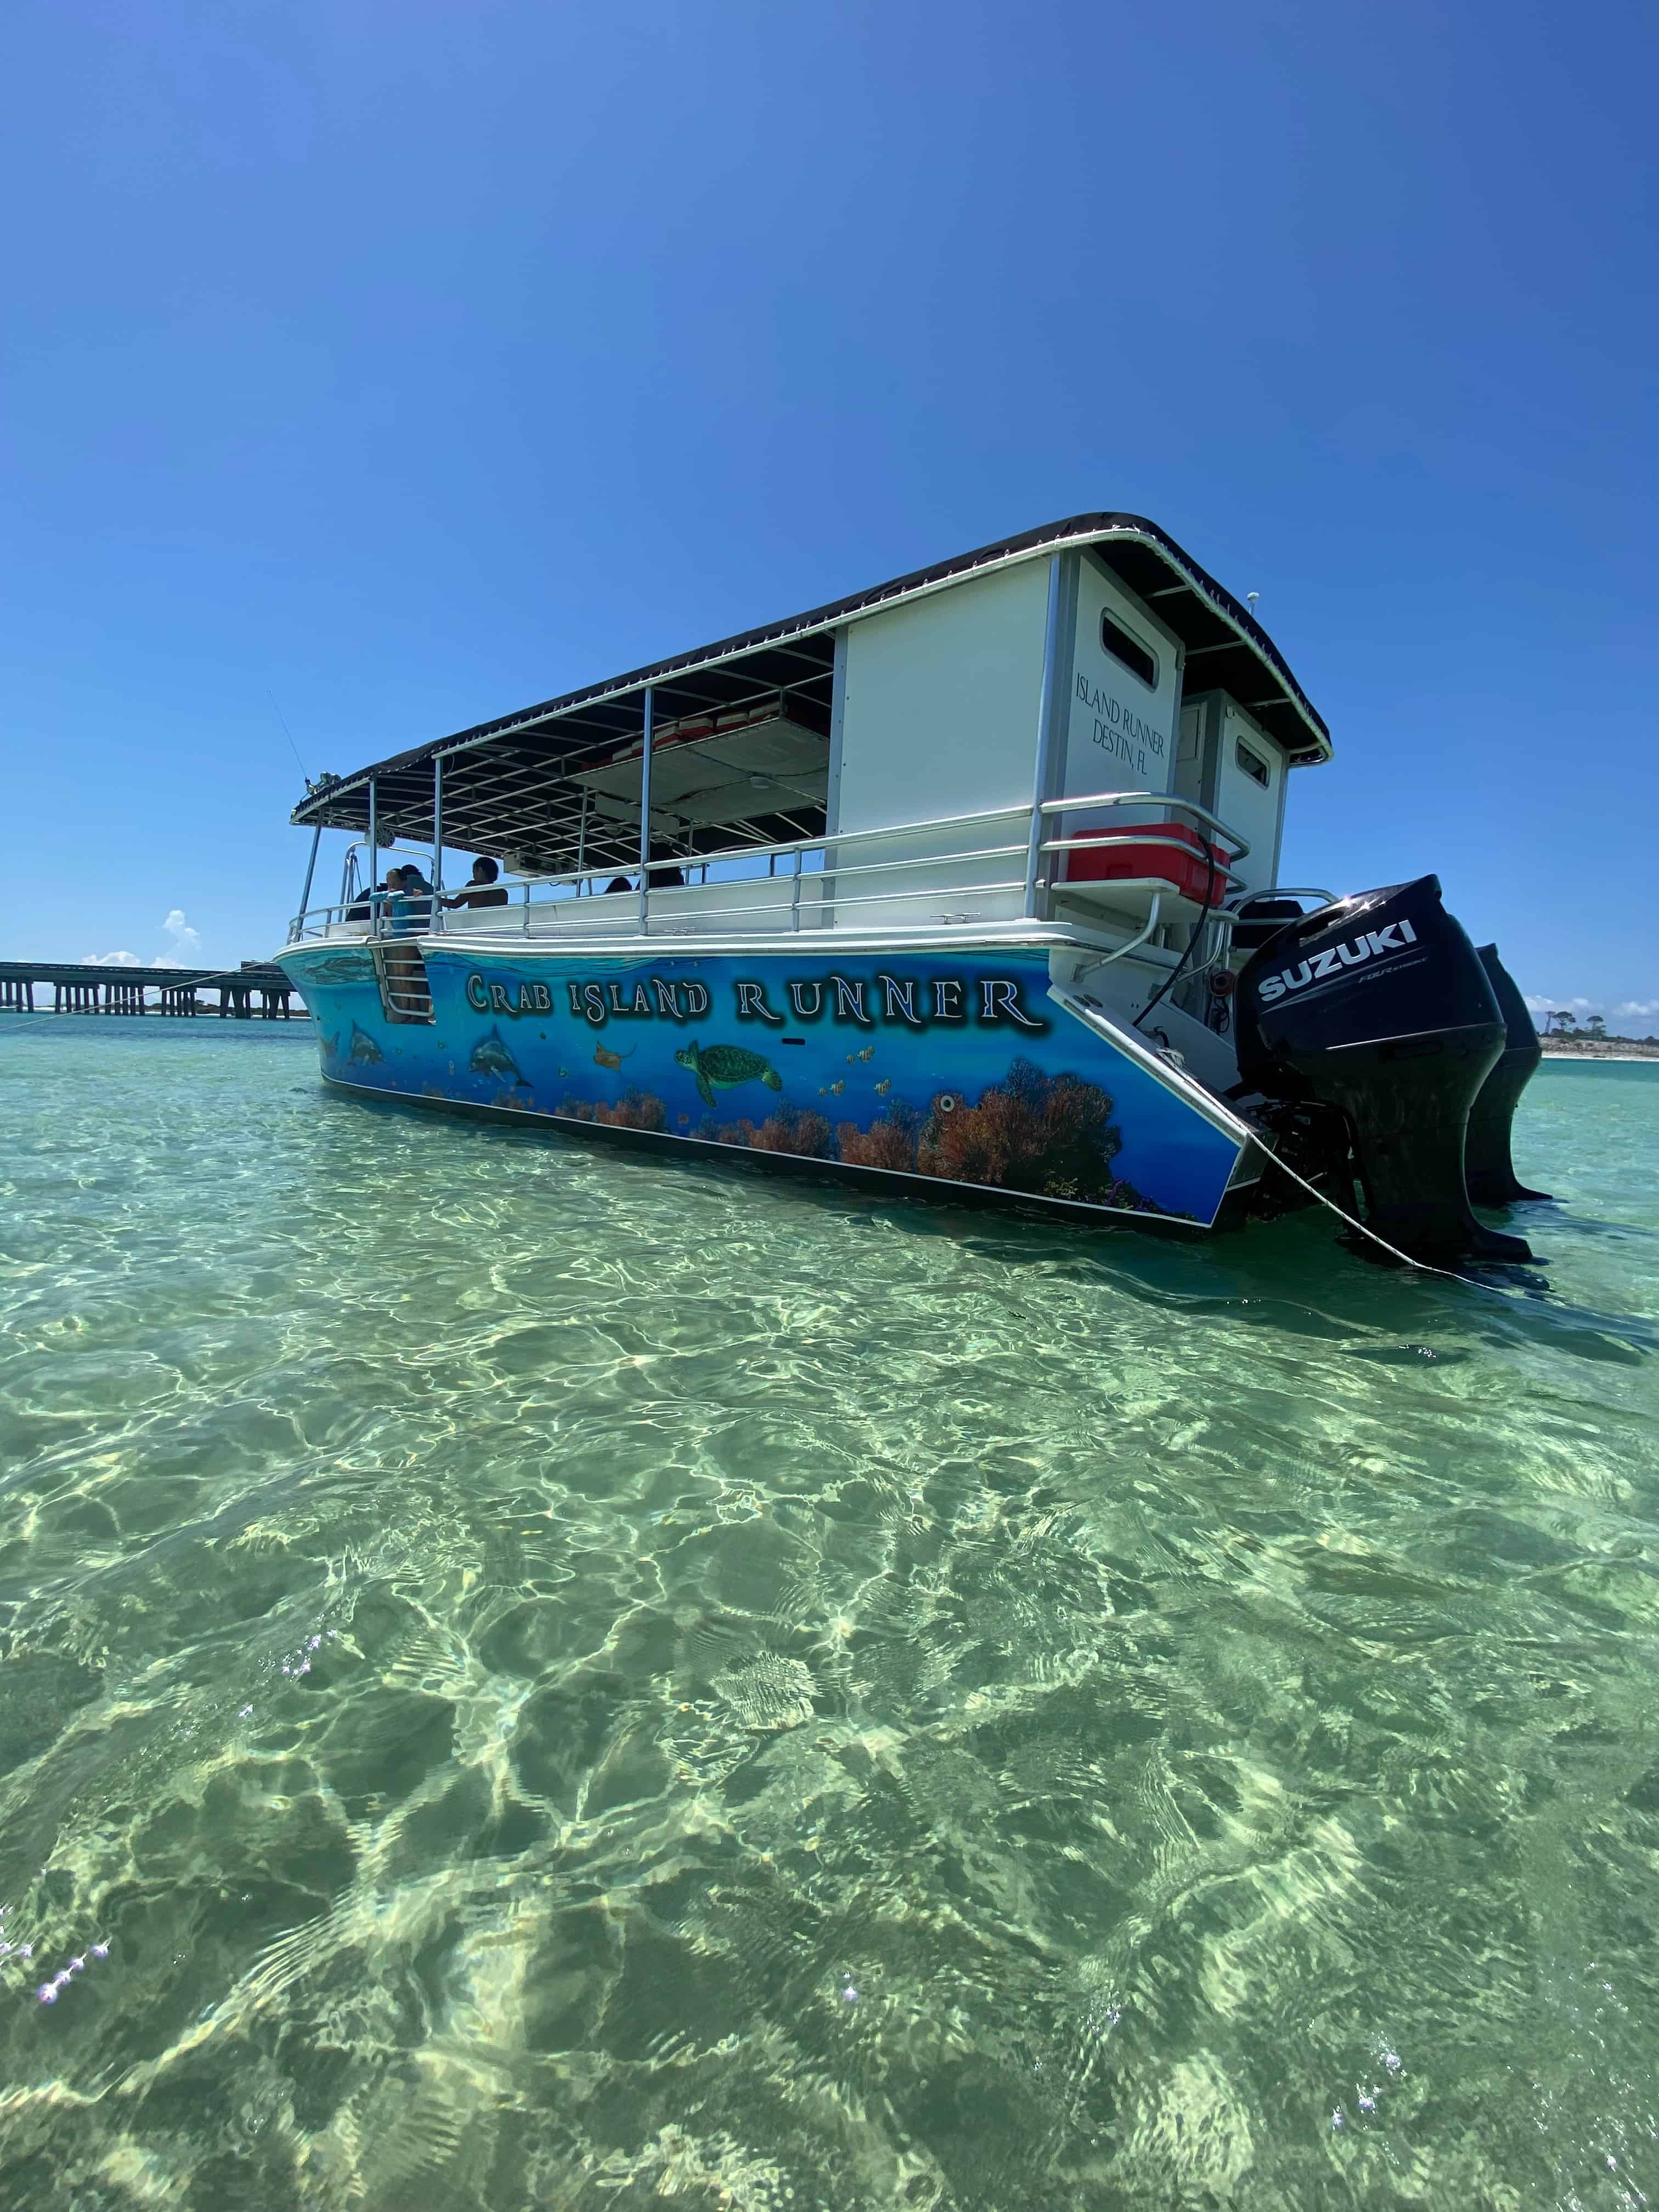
[1260,1142,1535,1297]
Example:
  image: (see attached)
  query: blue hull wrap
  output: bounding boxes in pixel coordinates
[281,943,1245,1228]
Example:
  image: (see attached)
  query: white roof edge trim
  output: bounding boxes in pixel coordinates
[426,524,1329,767]
[300,524,1330,815]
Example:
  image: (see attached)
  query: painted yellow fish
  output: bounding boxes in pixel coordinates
[846,1053,856,1064]
[830,1079,845,1096]
[874,1078,891,1094]
[594,1043,635,1071]
[858,1046,875,1062]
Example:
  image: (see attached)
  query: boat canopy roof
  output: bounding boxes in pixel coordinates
[291,513,1331,872]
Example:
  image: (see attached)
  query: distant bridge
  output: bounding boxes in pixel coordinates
[0,961,307,1018]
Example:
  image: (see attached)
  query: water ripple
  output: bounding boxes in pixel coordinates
[0,1024,1655,2208]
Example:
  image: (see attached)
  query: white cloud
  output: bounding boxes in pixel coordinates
[1616,1000,1659,1022]
[77,910,203,972]
[162,909,201,960]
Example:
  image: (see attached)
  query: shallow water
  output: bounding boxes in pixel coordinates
[1,1018,1656,2210]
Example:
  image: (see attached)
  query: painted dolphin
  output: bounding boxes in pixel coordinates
[470,1028,526,1084]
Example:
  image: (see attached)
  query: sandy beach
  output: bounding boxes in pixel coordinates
[1541,1046,1659,1063]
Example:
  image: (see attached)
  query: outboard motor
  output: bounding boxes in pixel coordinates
[1236,877,1532,1263]
[1465,945,1551,1204]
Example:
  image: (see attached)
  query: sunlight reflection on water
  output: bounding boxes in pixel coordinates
[0,1023,1656,2208]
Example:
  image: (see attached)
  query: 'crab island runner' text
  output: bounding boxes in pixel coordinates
[465,969,1051,1035]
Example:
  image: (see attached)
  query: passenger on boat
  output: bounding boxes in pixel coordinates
[346,878,386,922]
[443,857,510,911]
[387,865,432,934]
[604,876,633,894]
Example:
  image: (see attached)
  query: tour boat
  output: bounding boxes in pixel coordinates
[276,514,1546,1261]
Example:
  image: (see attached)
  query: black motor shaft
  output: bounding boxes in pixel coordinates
[1465,945,1551,1204]
[1235,877,1532,1263]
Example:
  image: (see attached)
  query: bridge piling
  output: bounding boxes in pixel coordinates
[3,962,304,1019]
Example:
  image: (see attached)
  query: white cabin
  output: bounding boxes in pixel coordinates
[287,514,1331,1058]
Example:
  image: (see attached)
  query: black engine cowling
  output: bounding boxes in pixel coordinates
[1465,945,1551,1204]
[1235,877,1532,1262]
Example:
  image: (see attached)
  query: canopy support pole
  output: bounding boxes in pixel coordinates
[431,756,444,934]
[577,788,589,894]
[296,823,321,939]
[637,688,654,935]
[366,778,379,936]
[1023,554,1066,920]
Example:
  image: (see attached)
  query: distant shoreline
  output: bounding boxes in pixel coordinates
[1541,1046,1659,1063]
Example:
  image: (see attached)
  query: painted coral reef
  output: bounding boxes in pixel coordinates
[553,1062,1166,1211]
[557,1089,669,1132]
[917,1060,1132,1204]
[708,1105,835,1158]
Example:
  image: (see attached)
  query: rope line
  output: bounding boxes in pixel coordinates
[1260,1143,1532,1297]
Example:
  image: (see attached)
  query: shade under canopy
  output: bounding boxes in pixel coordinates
[290,513,1331,875]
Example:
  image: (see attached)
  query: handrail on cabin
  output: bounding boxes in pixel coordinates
[286,788,1253,945]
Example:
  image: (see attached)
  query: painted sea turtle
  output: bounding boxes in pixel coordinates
[674,1040,784,1110]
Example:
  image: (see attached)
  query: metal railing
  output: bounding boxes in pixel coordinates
[1236,884,1335,908]
[373,942,435,1023]
[286,788,1252,949]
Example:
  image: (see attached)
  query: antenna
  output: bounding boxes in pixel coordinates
[268,691,309,782]
[1245,591,1261,620]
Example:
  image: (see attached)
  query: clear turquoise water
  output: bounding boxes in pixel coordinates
[1,1019,1656,2210]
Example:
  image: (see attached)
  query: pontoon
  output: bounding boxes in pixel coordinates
[277,515,1546,1261]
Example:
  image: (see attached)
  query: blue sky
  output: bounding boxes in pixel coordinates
[3,0,1653,1024]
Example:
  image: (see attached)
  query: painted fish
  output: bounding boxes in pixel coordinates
[858,1046,876,1062]
[674,1040,785,1111]
[846,1053,856,1064]
[557,1066,568,1078]
[874,1077,890,1094]
[470,1028,525,1082]
[594,1042,636,1072]
[830,1079,845,1096]
[348,1022,383,1065]
[320,1031,340,1063]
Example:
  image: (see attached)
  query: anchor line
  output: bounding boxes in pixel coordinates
[1259,1145,1536,1300]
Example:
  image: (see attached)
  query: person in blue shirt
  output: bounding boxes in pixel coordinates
[377,866,433,1012]
[386,865,432,935]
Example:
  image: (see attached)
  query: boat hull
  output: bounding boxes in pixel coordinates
[279,939,1249,1231]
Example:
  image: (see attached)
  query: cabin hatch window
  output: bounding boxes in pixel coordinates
[1099,612,1158,689]
[1235,739,1271,788]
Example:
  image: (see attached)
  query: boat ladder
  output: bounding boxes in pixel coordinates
[372,942,434,1024]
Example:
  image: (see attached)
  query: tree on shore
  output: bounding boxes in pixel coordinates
[1547,1009,1576,1035]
